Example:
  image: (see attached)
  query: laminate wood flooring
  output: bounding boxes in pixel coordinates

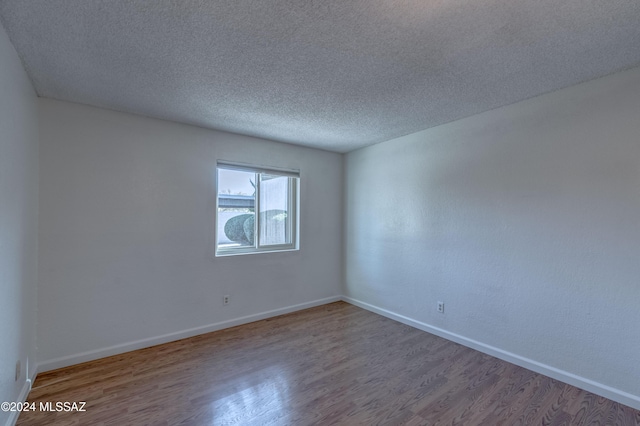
[17,302,640,425]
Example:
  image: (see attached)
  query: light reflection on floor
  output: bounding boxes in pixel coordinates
[207,365,291,425]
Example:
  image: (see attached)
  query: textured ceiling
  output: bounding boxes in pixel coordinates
[1,1,639,152]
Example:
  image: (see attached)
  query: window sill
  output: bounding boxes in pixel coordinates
[215,247,299,257]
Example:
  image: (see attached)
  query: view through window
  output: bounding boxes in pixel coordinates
[216,164,298,255]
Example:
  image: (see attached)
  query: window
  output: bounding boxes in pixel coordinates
[216,162,299,256]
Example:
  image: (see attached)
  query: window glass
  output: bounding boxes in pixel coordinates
[216,164,298,256]
[217,169,256,250]
[259,174,291,246]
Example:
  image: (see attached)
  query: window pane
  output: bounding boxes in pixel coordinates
[217,169,256,249]
[259,174,290,246]
[216,163,298,256]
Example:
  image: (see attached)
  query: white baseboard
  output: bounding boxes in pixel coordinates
[32,294,640,412]
[37,296,341,373]
[341,296,640,411]
[5,378,32,426]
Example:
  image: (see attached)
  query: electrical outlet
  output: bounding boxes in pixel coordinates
[15,361,21,381]
[223,295,230,306]
[437,301,445,313]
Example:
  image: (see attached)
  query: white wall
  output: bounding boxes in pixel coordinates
[345,67,640,409]
[0,21,38,426]
[38,99,343,369]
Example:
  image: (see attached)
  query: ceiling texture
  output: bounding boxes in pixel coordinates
[1,1,639,152]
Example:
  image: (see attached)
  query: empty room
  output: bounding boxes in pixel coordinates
[1,1,639,425]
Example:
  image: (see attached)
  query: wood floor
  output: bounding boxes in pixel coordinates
[18,302,640,425]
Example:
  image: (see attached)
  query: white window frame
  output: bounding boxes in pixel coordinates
[215,161,299,256]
